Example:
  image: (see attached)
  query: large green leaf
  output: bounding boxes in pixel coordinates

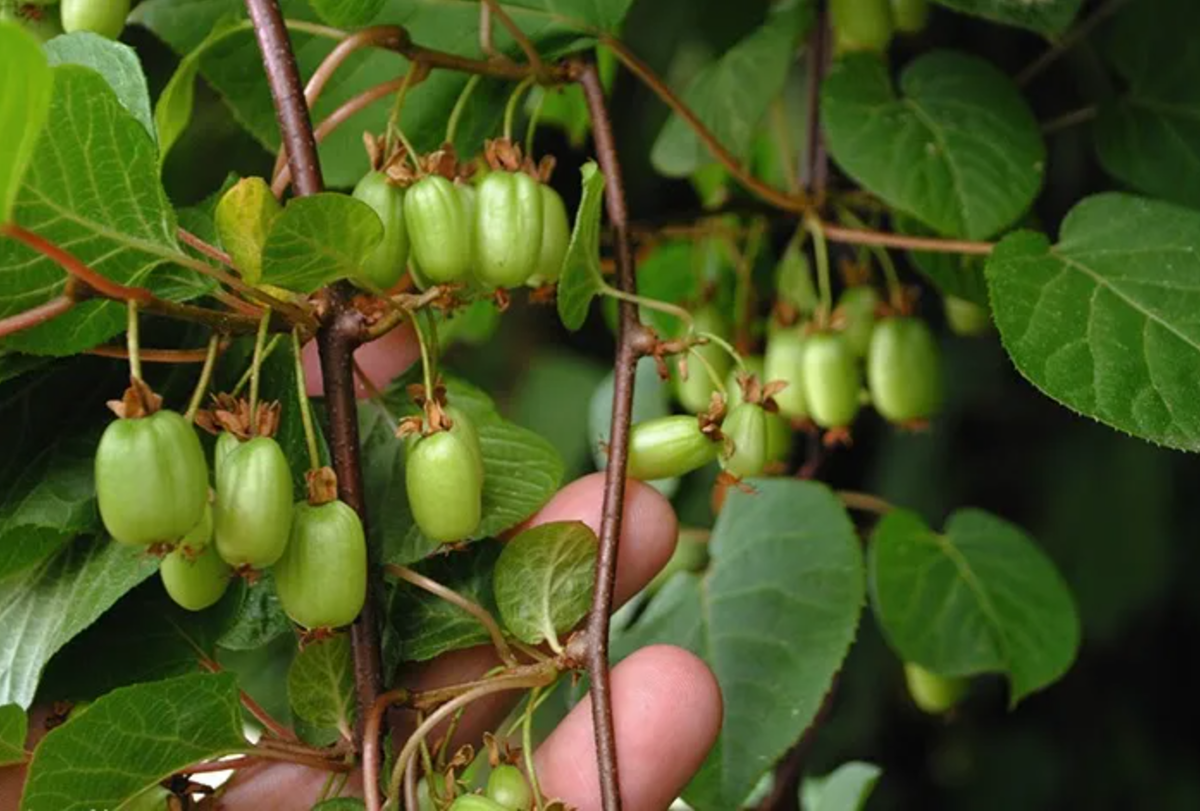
[359,374,563,565]
[311,0,385,27]
[821,51,1044,240]
[20,673,245,811]
[384,540,502,665]
[0,704,26,766]
[134,0,632,188]
[0,66,208,355]
[930,0,1083,34]
[0,22,53,224]
[651,0,813,177]
[260,193,382,293]
[1093,0,1200,209]
[869,508,1079,705]
[987,193,1200,451]
[617,480,864,810]
[493,521,597,649]
[287,635,353,740]
[0,538,159,707]
[557,162,606,331]
[43,33,155,141]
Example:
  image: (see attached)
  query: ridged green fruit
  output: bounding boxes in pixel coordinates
[802,332,862,429]
[214,431,241,474]
[352,170,409,291]
[406,430,483,542]
[774,241,818,315]
[486,764,533,810]
[724,356,765,410]
[446,405,484,480]
[836,285,880,357]
[95,410,209,546]
[626,415,719,481]
[672,306,731,414]
[764,328,808,419]
[904,663,967,714]
[765,412,792,464]
[160,532,232,612]
[474,171,544,288]
[405,175,473,284]
[529,184,570,285]
[274,499,367,629]
[830,0,893,54]
[214,437,293,567]
[867,316,942,423]
[62,0,130,39]
[720,403,768,479]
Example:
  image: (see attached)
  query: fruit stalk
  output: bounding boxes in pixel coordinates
[244,0,383,749]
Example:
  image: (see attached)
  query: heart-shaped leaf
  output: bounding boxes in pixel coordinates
[822,51,1043,239]
[260,193,382,293]
[869,508,1079,705]
[557,162,607,331]
[987,193,1200,451]
[44,33,154,140]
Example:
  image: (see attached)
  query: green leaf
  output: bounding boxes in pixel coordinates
[312,799,366,811]
[310,0,385,27]
[513,351,608,480]
[493,521,597,649]
[1093,0,1200,209]
[930,0,1083,33]
[0,66,206,355]
[0,704,27,766]
[20,673,245,811]
[557,162,607,331]
[134,0,632,187]
[895,215,989,306]
[260,193,382,293]
[0,22,53,224]
[617,480,865,810]
[36,577,243,703]
[384,540,502,665]
[801,761,882,811]
[821,51,1044,239]
[217,572,294,651]
[869,508,1080,705]
[44,33,155,141]
[986,193,1200,451]
[651,0,813,177]
[288,635,354,740]
[360,375,564,565]
[0,537,158,708]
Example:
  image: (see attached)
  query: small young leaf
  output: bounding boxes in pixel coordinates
[557,162,607,331]
[651,0,813,177]
[0,21,53,224]
[260,193,383,293]
[614,480,865,811]
[44,33,155,140]
[800,761,883,811]
[19,673,245,811]
[1093,0,1200,209]
[987,193,1200,451]
[930,0,1083,34]
[287,635,354,741]
[0,704,27,767]
[309,0,385,28]
[493,521,598,649]
[0,537,158,707]
[821,51,1043,239]
[384,541,502,665]
[869,508,1080,705]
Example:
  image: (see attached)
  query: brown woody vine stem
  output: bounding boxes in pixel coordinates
[579,58,648,811]
[244,0,384,751]
[819,224,994,255]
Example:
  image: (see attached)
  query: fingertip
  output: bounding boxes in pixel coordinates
[535,645,723,811]
[303,322,419,398]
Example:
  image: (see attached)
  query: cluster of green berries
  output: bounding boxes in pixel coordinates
[449,764,535,811]
[831,0,931,55]
[1,0,130,42]
[94,392,366,630]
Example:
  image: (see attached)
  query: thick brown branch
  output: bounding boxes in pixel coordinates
[578,58,648,811]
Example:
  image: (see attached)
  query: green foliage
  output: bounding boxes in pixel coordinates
[869,508,1079,705]
[930,0,1083,33]
[987,193,1200,451]
[287,634,354,739]
[0,22,53,224]
[556,162,607,330]
[260,193,383,293]
[800,761,882,811]
[44,34,154,140]
[822,51,1043,239]
[493,521,597,649]
[0,704,27,766]
[19,673,245,811]
[618,480,864,810]
[309,0,385,28]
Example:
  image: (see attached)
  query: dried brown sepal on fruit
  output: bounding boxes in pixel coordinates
[305,466,338,506]
[409,142,473,183]
[697,391,728,442]
[193,393,281,440]
[297,625,336,650]
[733,370,787,414]
[483,138,556,181]
[528,282,557,304]
[394,283,465,315]
[405,378,454,435]
[106,377,163,419]
[822,426,854,448]
[232,563,263,584]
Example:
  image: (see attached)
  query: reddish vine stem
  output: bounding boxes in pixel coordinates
[820,224,994,255]
[0,295,74,339]
[363,688,409,811]
[578,58,649,811]
[244,0,384,750]
[480,0,547,78]
[87,344,222,363]
[199,657,298,741]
